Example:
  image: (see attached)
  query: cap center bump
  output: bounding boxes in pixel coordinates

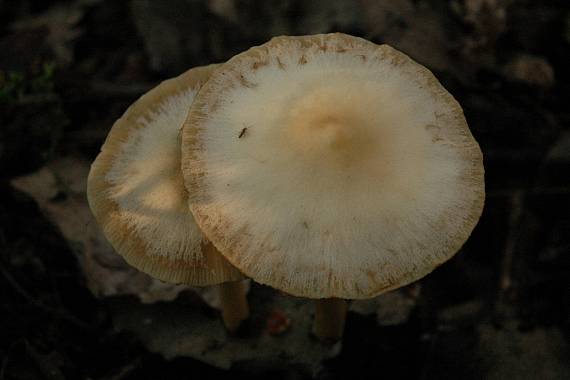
[285,87,375,165]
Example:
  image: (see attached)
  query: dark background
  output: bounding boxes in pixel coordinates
[1,0,569,379]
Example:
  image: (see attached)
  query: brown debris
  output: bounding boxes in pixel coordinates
[265,309,291,335]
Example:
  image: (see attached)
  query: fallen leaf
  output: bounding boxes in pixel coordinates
[11,157,189,304]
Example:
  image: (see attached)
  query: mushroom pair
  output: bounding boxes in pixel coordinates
[88,33,484,340]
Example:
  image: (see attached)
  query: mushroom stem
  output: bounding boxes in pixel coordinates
[313,298,347,340]
[218,280,249,333]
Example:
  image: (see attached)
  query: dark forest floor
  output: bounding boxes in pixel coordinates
[1,0,569,379]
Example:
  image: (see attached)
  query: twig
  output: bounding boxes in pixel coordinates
[487,186,570,198]
[89,81,154,97]
[15,93,60,105]
[495,190,524,319]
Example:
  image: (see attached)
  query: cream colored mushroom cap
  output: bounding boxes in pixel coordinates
[87,64,244,286]
[182,33,484,299]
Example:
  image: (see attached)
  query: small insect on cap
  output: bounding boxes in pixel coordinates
[87,64,244,286]
[182,33,484,299]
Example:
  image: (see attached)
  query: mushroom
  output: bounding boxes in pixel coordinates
[87,64,249,332]
[181,33,484,340]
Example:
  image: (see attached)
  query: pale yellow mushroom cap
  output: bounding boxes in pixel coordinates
[87,64,244,286]
[182,34,484,299]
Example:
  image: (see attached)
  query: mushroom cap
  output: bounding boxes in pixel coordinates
[181,33,484,299]
[87,64,244,286]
